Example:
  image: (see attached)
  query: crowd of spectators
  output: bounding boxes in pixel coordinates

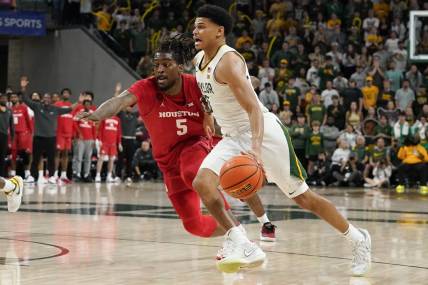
[3,0,428,192]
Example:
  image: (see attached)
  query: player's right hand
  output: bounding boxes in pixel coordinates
[20,76,29,90]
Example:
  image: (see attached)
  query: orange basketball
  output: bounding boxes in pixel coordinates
[219,155,265,200]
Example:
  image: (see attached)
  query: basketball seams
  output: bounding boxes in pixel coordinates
[220,163,258,177]
[240,165,263,199]
[219,155,265,199]
[222,165,259,190]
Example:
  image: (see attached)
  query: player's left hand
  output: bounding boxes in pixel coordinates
[118,144,123,152]
[242,148,263,167]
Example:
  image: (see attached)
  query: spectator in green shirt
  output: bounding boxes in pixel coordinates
[352,135,370,172]
[284,78,301,113]
[305,120,324,175]
[306,93,326,125]
[271,42,295,68]
[290,113,310,168]
[364,137,391,182]
[318,56,337,90]
[374,115,392,143]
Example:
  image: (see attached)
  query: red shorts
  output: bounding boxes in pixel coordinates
[57,136,72,151]
[164,137,230,221]
[163,138,212,196]
[13,132,32,152]
[101,143,117,156]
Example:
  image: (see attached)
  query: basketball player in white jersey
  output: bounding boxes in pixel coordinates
[191,4,371,275]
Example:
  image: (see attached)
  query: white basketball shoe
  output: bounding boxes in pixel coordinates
[6,176,23,212]
[351,228,371,276]
[216,236,266,273]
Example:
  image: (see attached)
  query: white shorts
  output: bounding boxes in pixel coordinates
[200,112,309,199]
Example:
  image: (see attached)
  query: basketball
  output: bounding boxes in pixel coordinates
[219,155,265,199]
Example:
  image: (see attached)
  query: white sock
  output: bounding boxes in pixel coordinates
[257,213,270,225]
[343,224,364,243]
[24,170,30,178]
[10,170,16,177]
[227,226,250,244]
[237,224,247,235]
[61,172,67,179]
[54,170,58,178]
[1,179,16,193]
[96,173,101,178]
[38,170,44,179]
[107,172,112,179]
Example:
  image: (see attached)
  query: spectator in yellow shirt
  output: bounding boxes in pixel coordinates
[93,4,113,32]
[235,30,253,49]
[365,27,382,49]
[266,11,286,36]
[327,13,341,30]
[361,76,379,112]
[396,136,428,194]
[269,0,287,17]
[373,0,390,20]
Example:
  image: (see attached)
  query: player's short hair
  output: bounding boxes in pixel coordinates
[156,33,196,65]
[196,4,233,36]
[61,88,71,95]
[84,91,94,100]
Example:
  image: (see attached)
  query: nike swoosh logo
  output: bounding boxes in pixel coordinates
[288,190,296,195]
[244,247,256,257]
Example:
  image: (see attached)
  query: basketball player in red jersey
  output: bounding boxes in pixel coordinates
[54,88,74,183]
[95,115,122,183]
[77,35,276,241]
[10,92,33,181]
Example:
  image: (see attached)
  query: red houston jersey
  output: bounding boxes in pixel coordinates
[72,103,97,138]
[98,116,121,145]
[75,119,96,140]
[55,101,74,137]
[128,74,207,172]
[11,104,32,133]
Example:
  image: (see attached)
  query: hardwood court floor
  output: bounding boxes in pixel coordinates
[0,182,427,285]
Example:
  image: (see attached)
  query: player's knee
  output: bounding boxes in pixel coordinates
[294,191,327,212]
[193,179,214,203]
[182,217,215,238]
[293,192,316,211]
[192,174,207,193]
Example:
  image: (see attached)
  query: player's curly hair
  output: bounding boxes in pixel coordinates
[196,4,233,36]
[156,33,196,65]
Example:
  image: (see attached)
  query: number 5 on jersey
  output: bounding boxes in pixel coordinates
[176,119,188,135]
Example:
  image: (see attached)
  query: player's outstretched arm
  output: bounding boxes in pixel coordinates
[215,53,264,162]
[76,90,137,122]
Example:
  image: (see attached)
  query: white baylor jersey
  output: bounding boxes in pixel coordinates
[194,45,268,136]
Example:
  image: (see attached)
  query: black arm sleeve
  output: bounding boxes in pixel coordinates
[55,107,73,115]
[9,111,14,141]
[21,91,40,112]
